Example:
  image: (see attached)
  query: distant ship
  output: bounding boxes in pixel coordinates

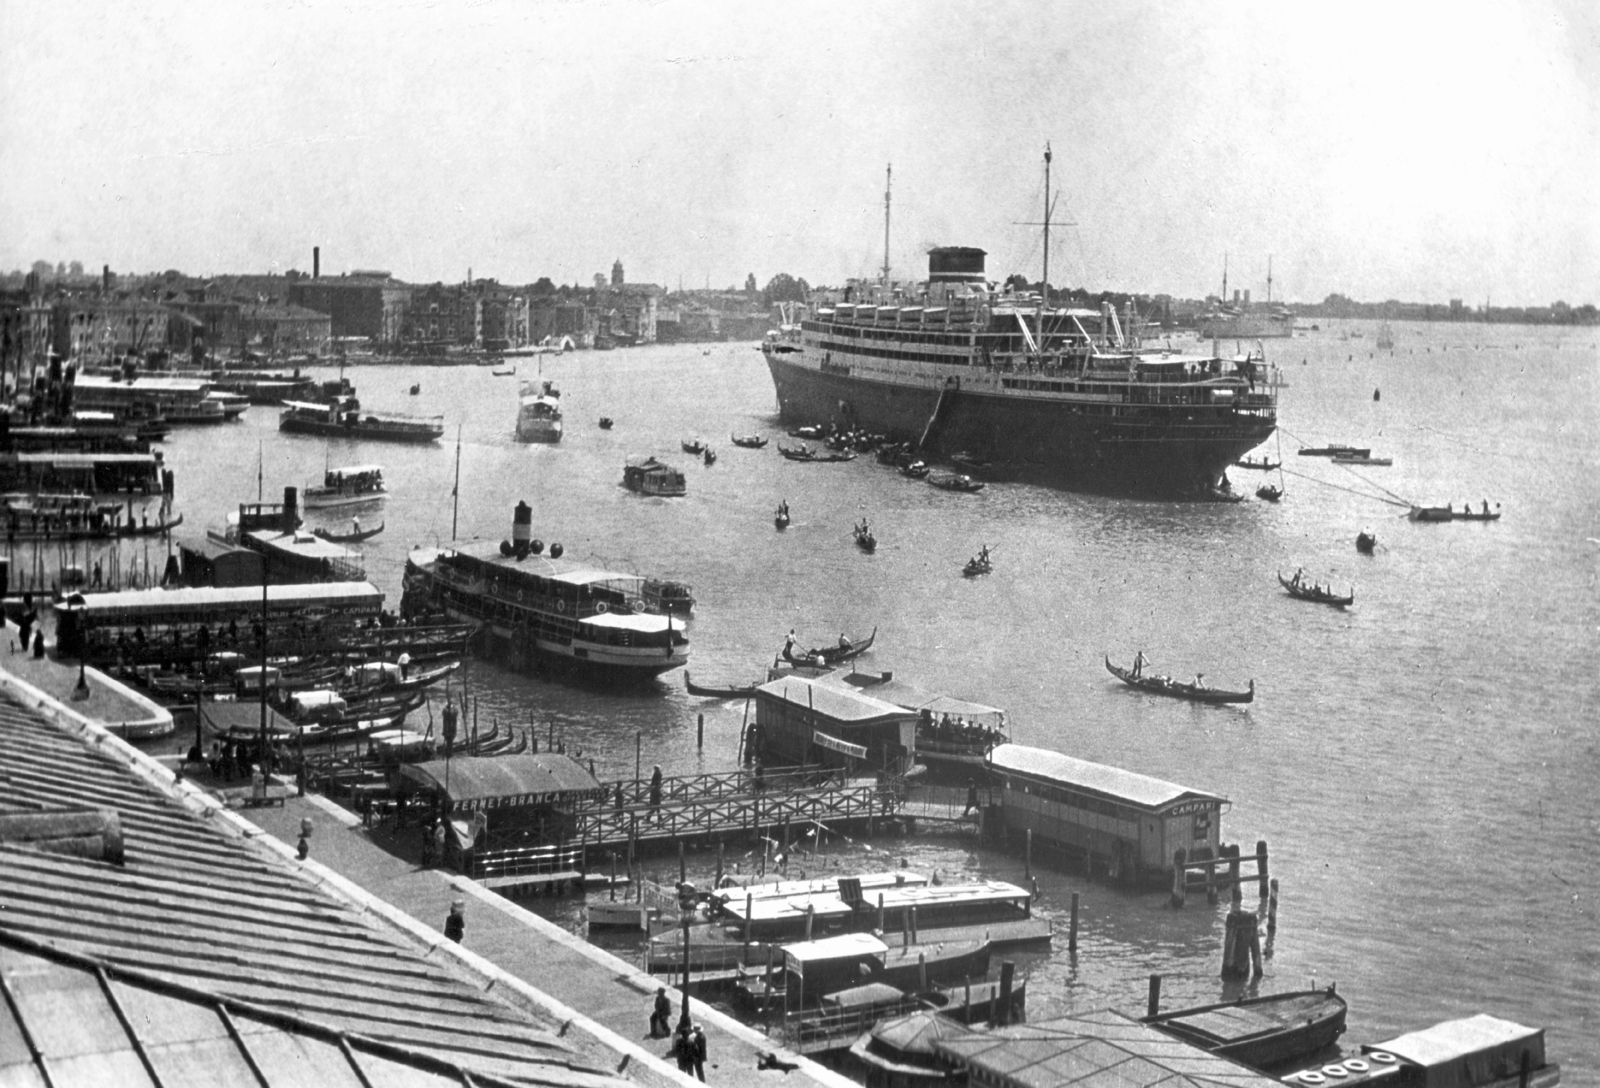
[515,379,563,443]
[279,397,444,444]
[761,152,1279,498]
[1197,256,1295,340]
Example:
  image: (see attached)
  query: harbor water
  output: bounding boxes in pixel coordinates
[147,320,1598,1079]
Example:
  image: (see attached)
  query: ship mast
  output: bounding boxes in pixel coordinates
[881,164,892,290]
[1266,255,1273,306]
[1041,144,1052,311]
[1221,253,1228,305]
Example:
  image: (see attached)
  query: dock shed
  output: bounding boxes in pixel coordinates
[986,744,1226,883]
[755,673,918,775]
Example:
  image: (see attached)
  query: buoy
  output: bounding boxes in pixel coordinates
[550,542,564,558]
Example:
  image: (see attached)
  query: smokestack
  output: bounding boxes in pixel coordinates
[512,501,532,555]
[102,265,110,294]
[282,486,299,534]
[313,247,320,279]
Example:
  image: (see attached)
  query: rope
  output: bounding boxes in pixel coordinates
[1272,425,1414,508]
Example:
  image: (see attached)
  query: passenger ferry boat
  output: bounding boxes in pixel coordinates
[761,154,1278,497]
[514,379,563,443]
[302,465,388,509]
[622,456,687,496]
[73,373,227,425]
[400,501,690,681]
[280,397,444,444]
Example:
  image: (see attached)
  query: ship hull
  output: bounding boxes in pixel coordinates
[764,353,1273,498]
[280,417,443,444]
[1198,314,1294,339]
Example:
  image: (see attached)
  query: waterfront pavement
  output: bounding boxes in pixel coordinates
[242,793,857,1088]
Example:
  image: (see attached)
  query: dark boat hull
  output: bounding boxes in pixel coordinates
[280,417,443,444]
[766,354,1273,498]
[1143,987,1347,1071]
[1277,573,1353,607]
[1104,655,1254,703]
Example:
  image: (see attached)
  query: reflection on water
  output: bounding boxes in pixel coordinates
[147,323,1599,1071]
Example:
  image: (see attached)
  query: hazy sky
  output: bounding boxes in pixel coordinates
[3,0,1596,306]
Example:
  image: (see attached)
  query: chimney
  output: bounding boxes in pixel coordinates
[512,500,532,556]
[313,246,320,279]
[102,265,111,295]
[282,486,299,534]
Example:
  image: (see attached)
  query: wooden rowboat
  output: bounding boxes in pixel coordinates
[313,520,385,543]
[685,672,760,699]
[1104,655,1254,704]
[784,627,877,666]
[1143,986,1347,1071]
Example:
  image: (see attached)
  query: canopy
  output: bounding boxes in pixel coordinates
[329,464,383,477]
[399,753,604,812]
[781,933,887,973]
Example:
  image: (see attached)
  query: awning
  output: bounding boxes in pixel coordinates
[399,753,605,811]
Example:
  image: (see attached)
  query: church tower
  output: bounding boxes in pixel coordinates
[611,259,624,287]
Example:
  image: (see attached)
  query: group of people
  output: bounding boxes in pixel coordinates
[205,737,264,782]
[919,708,1004,749]
[649,989,708,1080]
[1288,567,1331,596]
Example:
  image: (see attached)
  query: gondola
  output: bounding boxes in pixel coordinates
[779,443,815,461]
[962,556,992,577]
[685,672,760,699]
[854,525,877,552]
[1356,530,1377,554]
[313,520,385,543]
[703,446,717,466]
[731,433,768,449]
[1256,485,1282,502]
[1277,571,1354,607]
[598,417,614,429]
[1104,655,1255,704]
[491,366,516,377]
[784,626,877,666]
[774,503,790,530]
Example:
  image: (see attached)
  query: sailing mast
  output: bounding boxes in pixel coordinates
[881,164,892,290]
[450,424,462,541]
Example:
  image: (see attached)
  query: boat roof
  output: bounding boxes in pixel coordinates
[988,744,1225,813]
[584,611,675,632]
[400,753,605,810]
[712,871,928,906]
[933,1008,1283,1088]
[9,452,159,465]
[1368,1014,1543,1069]
[756,674,915,724]
[66,581,383,616]
[823,982,906,1009]
[830,672,1005,721]
[281,399,333,411]
[76,373,211,391]
[245,529,360,561]
[431,541,648,588]
[781,933,888,964]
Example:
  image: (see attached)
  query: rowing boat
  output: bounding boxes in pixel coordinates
[685,672,760,699]
[1104,655,1255,704]
[1277,571,1354,607]
[1143,987,1348,1071]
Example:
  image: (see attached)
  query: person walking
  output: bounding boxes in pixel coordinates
[649,765,663,813]
[433,820,447,868]
[672,1025,695,1077]
[689,1023,707,1081]
[649,987,672,1037]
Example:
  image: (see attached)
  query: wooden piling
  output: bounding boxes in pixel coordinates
[805,903,815,941]
[1205,849,1218,905]
[1171,849,1186,908]
[1024,828,1032,881]
[715,841,724,888]
[918,951,927,993]
[1147,974,1162,1017]
[1257,839,1270,893]
[1227,842,1240,887]
[697,713,703,749]
[743,893,753,959]
[910,905,918,944]
[877,892,885,934]
[998,961,1015,1026]
[609,852,617,902]
[1068,891,1080,953]
[678,840,686,886]
[1267,877,1279,935]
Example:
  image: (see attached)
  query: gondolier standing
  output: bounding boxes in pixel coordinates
[1133,650,1147,678]
[352,514,361,535]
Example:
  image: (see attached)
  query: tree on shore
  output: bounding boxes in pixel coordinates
[762,273,810,306]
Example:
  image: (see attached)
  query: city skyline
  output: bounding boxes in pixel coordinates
[2,0,1596,309]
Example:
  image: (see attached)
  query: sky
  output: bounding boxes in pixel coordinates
[1,0,1596,307]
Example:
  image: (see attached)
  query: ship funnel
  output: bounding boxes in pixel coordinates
[927,247,987,285]
[282,486,299,534]
[512,501,532,557]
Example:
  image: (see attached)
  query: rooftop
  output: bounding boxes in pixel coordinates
[988,743,1225,813]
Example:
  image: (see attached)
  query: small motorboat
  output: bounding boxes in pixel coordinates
[731,433,768,449]
[1277,571,1354,607]
[703,447,717,466]
[313,520,385,544]
[1236,456,1281,471]
[1356,530,1377,554]
[1331,454,1392,466]
[774,502,791,530]
[491,366,516,377]
[962,549,992,577]
[1298,444,1369,458]
[900,460,931,479]
[682,438,707,455]
[598,417,614,429]
[409,383,421,395]
[1104,655,1255,704]
[854,523,877,553]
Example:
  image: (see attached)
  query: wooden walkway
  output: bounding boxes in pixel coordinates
[896,781,988,826]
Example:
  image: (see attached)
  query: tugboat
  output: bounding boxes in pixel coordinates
[280,397,444,444]
[515,380,563,443]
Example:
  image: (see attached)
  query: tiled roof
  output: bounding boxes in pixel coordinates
[0,697,624,1087]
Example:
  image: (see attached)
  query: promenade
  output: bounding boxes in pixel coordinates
[242,793,857,1088]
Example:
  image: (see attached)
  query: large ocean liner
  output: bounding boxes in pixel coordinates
[761,157,1279,497]
[1196,255,1295,340]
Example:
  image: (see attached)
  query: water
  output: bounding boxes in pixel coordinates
[152,321,1600,1079]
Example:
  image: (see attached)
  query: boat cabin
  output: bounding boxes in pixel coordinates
[622,456,687,496]
[1357,1014,1558,1088]
[987,743,1226,884]
[320,464,384,491]
[753,673,918,776]
[396,753,606,869]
